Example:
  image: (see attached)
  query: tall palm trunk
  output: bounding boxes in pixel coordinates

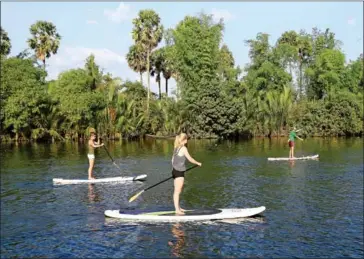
[157,74,161,100]
[299,61,303,99]
[165,78,168,97]
[146,48,150,114]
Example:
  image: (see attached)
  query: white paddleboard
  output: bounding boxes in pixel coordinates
[268,154,319,161]
[104,206,266,222]
[53,174,147,185]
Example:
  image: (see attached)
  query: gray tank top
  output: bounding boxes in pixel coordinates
[172,146,186,171]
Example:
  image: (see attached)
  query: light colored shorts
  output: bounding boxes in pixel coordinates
[87,154,95,160]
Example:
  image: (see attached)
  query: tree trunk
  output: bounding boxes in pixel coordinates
[165,78,168,97]
[147,49,150,114]
[299,62,302,99]
[43,59,46,70]
[158,75,161,100]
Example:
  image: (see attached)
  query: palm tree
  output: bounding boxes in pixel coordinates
[132,10,164,113]
[116,95,145,138]
[95,74,122,139]
[163,30,177,97]
[0,26,11,56]
[163,67,172,97]
[27,20,61,69]
[126,44,147,86]
[151,49,164,99]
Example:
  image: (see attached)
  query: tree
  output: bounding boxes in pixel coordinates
[27,20,61,69]
[306,49,345,100]
[217,44,241,96]
[151,48,165,99]
[171,13,240,138]
[276,30,312,98]
[0,26,11,56]
[162,48,173,97]
[341,54,364,94]
[85,54,102,90]
[1,57,48,140]
[163,29,177,97]
[132,10,164,113]
[244,33,291,94]
[52,69,105,139]
[96,74,122,139]
[126,44,147,85]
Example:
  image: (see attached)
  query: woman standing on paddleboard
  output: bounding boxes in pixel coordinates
[172,133,202,215]
[88,132,104,180]
[288,127,303,159]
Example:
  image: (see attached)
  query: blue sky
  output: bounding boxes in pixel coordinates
[2,2,363,95]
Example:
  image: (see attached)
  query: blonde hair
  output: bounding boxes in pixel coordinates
[174,133,187,148]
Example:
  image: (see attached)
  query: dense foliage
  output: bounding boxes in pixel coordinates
[0,14,362,142]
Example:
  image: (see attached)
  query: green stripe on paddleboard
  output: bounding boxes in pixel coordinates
[141,210,194,216]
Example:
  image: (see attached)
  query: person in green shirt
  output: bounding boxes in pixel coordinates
[288,127,303,159]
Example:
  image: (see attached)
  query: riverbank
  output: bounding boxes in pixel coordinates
[1,132,362,144]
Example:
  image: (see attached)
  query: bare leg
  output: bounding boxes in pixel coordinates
[88,159,95,180]
[292,146,295,158]
[289,146,292,158]
[173,177,185,215]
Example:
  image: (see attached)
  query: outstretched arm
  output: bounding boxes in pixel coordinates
[182,147,202,166]
[90,141,104,148]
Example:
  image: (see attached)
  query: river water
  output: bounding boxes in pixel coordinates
[1,138,363,258]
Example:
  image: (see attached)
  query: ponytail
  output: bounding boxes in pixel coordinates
[174,133,187,148]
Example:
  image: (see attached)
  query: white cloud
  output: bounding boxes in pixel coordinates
[211,8,235,23]
[104,3,133,23]
[347,18,356,26]
[86,20,98,25]
[46,46,125,80]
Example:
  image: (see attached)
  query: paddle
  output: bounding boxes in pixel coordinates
[129,165,199,202]
[103,145,123,172]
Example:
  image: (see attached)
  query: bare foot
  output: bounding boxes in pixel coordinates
[175,210,185,215]
[180,208,186,212]
[89,177,96,180]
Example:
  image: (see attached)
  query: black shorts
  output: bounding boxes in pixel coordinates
[172,168,185,179]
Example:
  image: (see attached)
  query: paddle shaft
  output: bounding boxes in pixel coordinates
[143,165,198,192]
[103,145,122,171]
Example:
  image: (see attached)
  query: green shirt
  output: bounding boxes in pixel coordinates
[289,131,297,141]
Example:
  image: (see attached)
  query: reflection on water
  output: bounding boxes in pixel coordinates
[168,223,185,258]
[289,159,295,169]
[88,184,100,203]
[1,138,363,258]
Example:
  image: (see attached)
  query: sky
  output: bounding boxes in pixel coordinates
[2,2,363,95]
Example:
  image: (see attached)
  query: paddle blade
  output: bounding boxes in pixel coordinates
[129,190,144,202]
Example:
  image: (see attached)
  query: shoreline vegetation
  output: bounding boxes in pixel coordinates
[1,11,363,143]
[0,132,362,144]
